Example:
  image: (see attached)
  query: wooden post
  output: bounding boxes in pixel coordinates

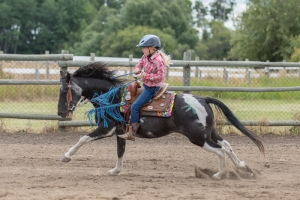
[283,60,286,76]
[0,51,3,73]
[183,52,191,93]
[60,50,69,73]
[195,56,199,78]
[59,50,69,132]
[90,53,95,61]
[45,51,50,79]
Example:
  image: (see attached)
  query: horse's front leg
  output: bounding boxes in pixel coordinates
[60,126,116,162]
[108,136,126,176]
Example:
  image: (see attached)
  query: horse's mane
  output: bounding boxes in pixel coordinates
[72,61,123,85]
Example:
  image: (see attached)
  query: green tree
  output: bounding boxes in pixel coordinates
[210,0,235,21]
[0,0,37,53]
[289,35,300,62]
[119,0,199,50]
[100,26,177,58]
[229,0,300,61]
[70,6,121,55]
[206,21,231,60]
[193,0,208,27]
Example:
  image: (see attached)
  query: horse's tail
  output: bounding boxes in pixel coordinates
[204,97,265,155]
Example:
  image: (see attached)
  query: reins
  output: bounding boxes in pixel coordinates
[110,71,137,80]
[65,72,141,112]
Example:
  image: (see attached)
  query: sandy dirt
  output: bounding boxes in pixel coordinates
[0,132,300,200]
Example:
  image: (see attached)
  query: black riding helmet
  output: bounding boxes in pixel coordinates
[136,34,161,49]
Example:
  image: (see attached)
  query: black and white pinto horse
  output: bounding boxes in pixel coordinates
[57,62,264,180]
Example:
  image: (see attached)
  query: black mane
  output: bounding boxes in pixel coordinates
[72,62,123,85]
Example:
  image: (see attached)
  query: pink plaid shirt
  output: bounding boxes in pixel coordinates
[134,52,166,87]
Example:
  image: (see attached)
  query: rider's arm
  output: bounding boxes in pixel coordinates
[143,57,166,83]
[133,55,146,74]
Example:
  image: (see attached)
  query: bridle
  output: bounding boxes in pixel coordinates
[66,82,74,110]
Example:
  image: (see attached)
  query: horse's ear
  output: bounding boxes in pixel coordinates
[60,71,66,82]
[66,72,71,83]
[60,71,65,78]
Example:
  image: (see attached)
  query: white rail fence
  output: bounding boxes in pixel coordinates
[1,51,300,131]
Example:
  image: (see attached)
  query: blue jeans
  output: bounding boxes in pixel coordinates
[130,84,160,123]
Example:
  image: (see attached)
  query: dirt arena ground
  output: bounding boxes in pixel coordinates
[0,132,300,200]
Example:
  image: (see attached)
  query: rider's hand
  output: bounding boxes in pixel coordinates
[133,68,141,74]
[140,71,146,78]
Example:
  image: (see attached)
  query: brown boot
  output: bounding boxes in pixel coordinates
[118,123,140,141]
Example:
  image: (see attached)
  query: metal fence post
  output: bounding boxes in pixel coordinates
[45,51,50,79]
[224,58,229,84]
[35,68,40,80]
[266,60,270,81]
[195,56,199,78]
[183,52,191,93]
[223,68,228,84]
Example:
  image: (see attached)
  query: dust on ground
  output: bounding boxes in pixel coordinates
[0,132,299,200]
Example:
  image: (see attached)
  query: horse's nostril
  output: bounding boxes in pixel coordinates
[57,112,62,116]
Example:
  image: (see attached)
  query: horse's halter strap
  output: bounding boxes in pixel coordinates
[66,82,73,111]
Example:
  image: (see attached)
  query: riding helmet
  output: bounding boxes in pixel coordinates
[136,34,161,49]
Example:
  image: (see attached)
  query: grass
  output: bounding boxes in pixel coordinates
[0,98,299,134]
[1,67,300,134]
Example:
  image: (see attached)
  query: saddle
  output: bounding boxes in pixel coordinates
[123,81,174,119]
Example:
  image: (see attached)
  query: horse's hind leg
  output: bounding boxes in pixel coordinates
[211,129,246,170]
[201,139,227,180]
[60,126,116,162]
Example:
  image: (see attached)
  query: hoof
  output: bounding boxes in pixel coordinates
[245,165,254,173]
[212,172,223,180]
[212,174,221,180]
[60,156,71,162]
[108,169,120,176]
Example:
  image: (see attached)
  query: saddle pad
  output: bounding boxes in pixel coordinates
[142,92,175,117]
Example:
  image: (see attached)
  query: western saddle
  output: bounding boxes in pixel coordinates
[123,81,174,118]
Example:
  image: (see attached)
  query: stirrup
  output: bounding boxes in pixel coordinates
[118,126,135,141]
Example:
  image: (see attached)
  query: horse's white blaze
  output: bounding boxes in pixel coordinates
[203,142,226,180]
[182,94,208,127]
[108,156,124,176]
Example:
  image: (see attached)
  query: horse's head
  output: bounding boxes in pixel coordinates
[57,71,83,118]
